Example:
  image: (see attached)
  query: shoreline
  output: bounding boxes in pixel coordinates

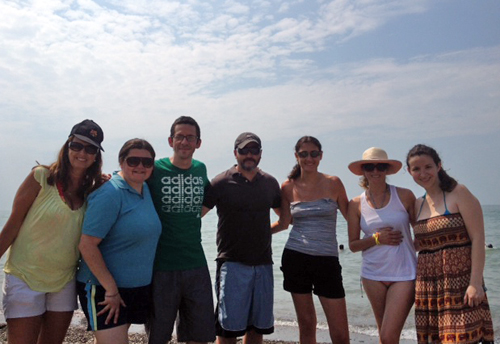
[0,322,418,344]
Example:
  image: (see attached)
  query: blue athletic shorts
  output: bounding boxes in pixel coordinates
[281,248,345,298]
[76,281,151,331]
[215,261,274,337]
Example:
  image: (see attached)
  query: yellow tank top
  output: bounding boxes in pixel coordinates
[4,167,86,292]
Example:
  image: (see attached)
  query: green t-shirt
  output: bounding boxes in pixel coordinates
[148,158,209,271]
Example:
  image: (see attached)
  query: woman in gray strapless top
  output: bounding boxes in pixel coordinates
[272,136,349,344]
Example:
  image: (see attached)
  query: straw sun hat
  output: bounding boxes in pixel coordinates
[348,147,402,176]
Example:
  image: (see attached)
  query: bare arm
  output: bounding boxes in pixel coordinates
[455,184,486,307]
[271,181,292,234]
[201,205,211,217]
[332,177,349,221]
[396,187,417,226]
[0,171,41,258]
[78,234,126,324]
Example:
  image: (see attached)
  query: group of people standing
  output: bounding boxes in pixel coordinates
[0,116,495,344]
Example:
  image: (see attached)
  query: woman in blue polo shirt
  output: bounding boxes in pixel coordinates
[77,138,161,343]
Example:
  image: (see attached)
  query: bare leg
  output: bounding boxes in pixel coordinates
[6,316,43,344]
[291,293,317,344]
[362,278,415,344]
[217,337,237,344]
[379,281,415,344]
[94,324,129,344]
[37,310,74,344]
[319,296,349,344]
[243,329,263,344]
[362,278,388,335]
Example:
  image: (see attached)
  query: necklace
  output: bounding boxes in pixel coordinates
[368,185,389,209]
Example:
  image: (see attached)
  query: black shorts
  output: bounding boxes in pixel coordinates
[77,281,151,331]
[280,248,345,299]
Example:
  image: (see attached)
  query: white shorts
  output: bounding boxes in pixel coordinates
[2,273,77,319]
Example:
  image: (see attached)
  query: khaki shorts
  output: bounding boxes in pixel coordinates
[2,273,77,319]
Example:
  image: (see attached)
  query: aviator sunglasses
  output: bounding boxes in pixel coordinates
[297,150,321,158]
[126,157,154,168]
[68,141,99,155]
[237,147,261,155]
[362,163,390,172]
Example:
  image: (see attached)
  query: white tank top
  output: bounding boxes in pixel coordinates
[360,185,416,281]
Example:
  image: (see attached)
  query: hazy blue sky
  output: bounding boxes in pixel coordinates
[1,0,499,208]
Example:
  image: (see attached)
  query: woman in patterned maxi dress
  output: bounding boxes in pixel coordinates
[406,144,494,344]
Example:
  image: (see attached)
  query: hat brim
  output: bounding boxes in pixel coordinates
[73,134,104,151]
[235,139,261,150]
[348,159,402,176]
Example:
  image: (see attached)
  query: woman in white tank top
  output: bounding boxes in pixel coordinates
[347,147,417,344]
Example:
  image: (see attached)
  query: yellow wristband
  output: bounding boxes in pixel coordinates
[372,232,381,245]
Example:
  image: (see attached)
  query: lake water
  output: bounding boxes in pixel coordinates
[0,206,499,341]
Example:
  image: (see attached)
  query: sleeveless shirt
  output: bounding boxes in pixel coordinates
[360,185,416,281]
[4,167,86,292]
[285,198,339,256]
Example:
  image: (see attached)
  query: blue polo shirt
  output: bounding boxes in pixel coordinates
[77,172,162,288]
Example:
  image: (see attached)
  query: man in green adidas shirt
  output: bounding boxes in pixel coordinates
[147,116,215,344]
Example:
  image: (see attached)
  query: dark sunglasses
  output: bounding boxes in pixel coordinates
[362,163,389,172]
[68,141,98,155]
[297,150,321,158]
[126,157,154,168]
[237,147,261,155]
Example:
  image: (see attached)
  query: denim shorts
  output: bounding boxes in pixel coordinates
[2,274,77,319]
[281,248,345,298]
[215,261,274,337]
[77,281,151,331]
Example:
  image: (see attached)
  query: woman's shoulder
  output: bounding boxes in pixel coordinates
[394,186,415,199]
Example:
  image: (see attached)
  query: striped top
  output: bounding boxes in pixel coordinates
[285,198,339,257]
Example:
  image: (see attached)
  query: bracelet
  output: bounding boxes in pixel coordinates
[105,292,119,298]
[372,232,381,245]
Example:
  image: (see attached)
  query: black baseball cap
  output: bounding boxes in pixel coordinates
[234,132,261,149]
[69,119,104,151]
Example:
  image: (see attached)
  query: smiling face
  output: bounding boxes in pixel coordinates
[67,137,98,171]
[120,148,154,186]
[407,154,441,190]
[295,142,322,173]
[168,124,201,161]
[362,162,388,184]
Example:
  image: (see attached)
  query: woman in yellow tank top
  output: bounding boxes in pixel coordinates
[0,120,105,344]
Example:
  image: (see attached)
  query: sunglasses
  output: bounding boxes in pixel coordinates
[362,163,390,172]
[297,150,321,158]
[126,157,154,168]
[68,141,99,155]
[237,147,261,155]
[172,135,198,143]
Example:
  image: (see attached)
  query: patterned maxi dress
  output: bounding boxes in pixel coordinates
[414,213,494,343]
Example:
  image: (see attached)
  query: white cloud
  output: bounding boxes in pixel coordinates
[1,0,499,205]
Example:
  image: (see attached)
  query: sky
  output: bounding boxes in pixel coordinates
[1,0,499,210]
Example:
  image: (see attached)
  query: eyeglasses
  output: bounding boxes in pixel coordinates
[172,135,198,143]
[297,150,321,158]
[362,163,389,172]
[237,147,261,155]
[126,157,154,168]
[68,142,98,155]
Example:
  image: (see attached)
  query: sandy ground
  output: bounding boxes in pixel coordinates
[0,322,418,343]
